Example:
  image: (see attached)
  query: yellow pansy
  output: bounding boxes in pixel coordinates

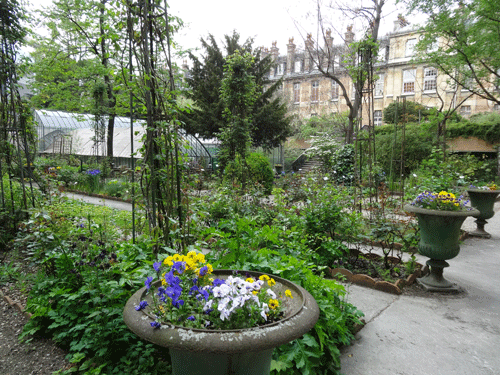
[267,278,276,287]
[268,299,279,310]
[285,289,293,299]
[246,277,255,283]
[163,256,174,266]
[259,275,270,281]
[195,253,206,264]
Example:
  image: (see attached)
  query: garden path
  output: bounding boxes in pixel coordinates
[341,202,500,374]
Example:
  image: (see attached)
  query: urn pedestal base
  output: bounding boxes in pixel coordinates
[468,218,492,239]
[417,259,460,293]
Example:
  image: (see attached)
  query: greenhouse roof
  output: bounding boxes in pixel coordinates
[34,109,134,130]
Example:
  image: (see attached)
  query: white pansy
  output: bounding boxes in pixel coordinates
[266,289,277,299]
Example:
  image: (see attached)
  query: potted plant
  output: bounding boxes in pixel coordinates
[467,182,500,238]
[404,191,479,292]
[123,251,319,375]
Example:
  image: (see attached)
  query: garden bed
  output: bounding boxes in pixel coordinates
[329,249,429,295]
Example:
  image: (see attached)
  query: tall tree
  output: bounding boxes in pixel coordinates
[302,0,386,144]
[182,31,292,150]
[28,0,124,159]
[402,0,500,105]
[218,50,257,172]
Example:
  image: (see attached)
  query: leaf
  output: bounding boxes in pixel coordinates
[271,359,291,372]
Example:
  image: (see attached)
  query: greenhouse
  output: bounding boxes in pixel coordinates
[34,109,218,169]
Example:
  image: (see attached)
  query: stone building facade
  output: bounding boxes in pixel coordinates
[263,21,500,128]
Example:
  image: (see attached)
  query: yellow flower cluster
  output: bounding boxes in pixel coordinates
[438,191,459,206]
[163,251,213,277]
[268,299,279,310]
[259,274,276,287]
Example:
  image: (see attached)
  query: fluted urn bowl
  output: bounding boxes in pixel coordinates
[123,269,319,375]
[467,189,500,238]
[404,205,479,291]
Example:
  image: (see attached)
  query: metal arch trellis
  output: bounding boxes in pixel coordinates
[0,5,37,236]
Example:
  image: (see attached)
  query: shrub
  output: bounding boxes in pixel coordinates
[375,123,435,178]
[223,152,274,194]
[383,101,432,124]
[246,152,274,194]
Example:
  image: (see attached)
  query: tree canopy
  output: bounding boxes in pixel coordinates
[403,0,500,105]
[383,101,431,124]
[181,31,293,150]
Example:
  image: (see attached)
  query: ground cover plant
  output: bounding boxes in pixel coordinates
[3,145,498,374]
[3,173,368,375]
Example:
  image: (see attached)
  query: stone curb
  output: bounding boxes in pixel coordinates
[0,289,32,319]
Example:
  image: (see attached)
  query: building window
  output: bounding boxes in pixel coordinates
[494,104,500,112]
[423,67,437,91]
[403,69,416,94]
[374,110,383,126]
[331,81,339,100]
[460,105,471,117]
[405,38,417,57]
[294,60,302,73]
[293,83,300,103]
[311,81,319,102]
[375,74,384,96]
[276,62,286,76]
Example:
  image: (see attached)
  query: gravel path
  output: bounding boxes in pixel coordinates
[0,292,70,375]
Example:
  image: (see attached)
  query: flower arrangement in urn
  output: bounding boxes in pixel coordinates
[410,190,471,211]
[468,182,498,191]
[135,250,293,330]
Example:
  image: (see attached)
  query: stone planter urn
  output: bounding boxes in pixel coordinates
[466,189,500,238]
[123,270,319,375]
[404,205,479,292]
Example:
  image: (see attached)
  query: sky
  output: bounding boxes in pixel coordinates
[167,0,411,60]
[30,0,415,61]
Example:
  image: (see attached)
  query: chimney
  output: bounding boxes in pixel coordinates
[345,25,354,44]
[324,29,334,70]
[286,37,296,74]
[270,41,279,62]
[324,29,333,52]
[261,47,269,59]
[181,60,189,79]
[304,33,314,71]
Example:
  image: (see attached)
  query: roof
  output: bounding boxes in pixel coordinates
[34,109,134,130]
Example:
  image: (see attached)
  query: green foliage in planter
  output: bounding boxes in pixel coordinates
[446,112,500,144]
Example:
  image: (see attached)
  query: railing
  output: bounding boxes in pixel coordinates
[290,152,309,172]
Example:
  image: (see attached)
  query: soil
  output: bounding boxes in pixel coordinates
[343,255,416,283]
[341,250,422,284]
[0,249,71,375]
[0,296,70,375]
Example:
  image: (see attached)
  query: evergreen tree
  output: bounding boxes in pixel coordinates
[182,31,292,150]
